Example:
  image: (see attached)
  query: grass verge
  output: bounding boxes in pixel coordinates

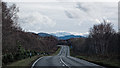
[75,56,120,68]
[70,47,120,68]
[6,55,42,68]
[51,47,61,56]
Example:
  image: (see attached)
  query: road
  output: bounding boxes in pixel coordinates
[32,45,104,68]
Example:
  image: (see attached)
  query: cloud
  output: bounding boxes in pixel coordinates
[75,2,118,30]
[63,2,118,29]
[70,32,89,36]
[10,2,118,34]
[95,19,101,23]
[76,3,88,12]
[18,11,56,32]
[3,0,119,2]
[64,10,74,18]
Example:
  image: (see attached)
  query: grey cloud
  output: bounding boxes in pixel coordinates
[64,10,81,19]
[64,10,74,18]
[76,3,88,12]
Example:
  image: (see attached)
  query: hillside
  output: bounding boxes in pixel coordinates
[2,2,58,56]
[58,35,84,40]
[38,33,52,37]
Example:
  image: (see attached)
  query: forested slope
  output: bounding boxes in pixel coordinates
[2,2,58,64]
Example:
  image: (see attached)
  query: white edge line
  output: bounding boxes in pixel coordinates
[31,57,43,68]
[60,56,69,67]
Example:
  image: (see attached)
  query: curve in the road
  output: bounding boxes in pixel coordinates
[31,45,104,68]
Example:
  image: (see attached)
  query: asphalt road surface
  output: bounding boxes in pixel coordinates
[32,45,104,68]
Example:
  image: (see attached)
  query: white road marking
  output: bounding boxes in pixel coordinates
[31,57,43,68]
[60,56,70,68]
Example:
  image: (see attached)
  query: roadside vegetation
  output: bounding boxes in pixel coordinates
[6,46,61,67]
[68,21,120,68]
[76,56,120,68]
[51,46,61,56]
[7,55,40,68]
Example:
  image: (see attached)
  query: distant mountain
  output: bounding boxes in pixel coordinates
[58,35,84,40]
[50,32,85,40]
[38,32,85,40]
[38,33,52,37]
[51,32,72,37]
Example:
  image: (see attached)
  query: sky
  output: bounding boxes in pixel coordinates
[2,0,120,2]
[3,0,119,35]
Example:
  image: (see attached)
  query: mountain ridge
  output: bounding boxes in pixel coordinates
[38,32,84,40]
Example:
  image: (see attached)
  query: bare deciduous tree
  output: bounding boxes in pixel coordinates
[89,20,116,56]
